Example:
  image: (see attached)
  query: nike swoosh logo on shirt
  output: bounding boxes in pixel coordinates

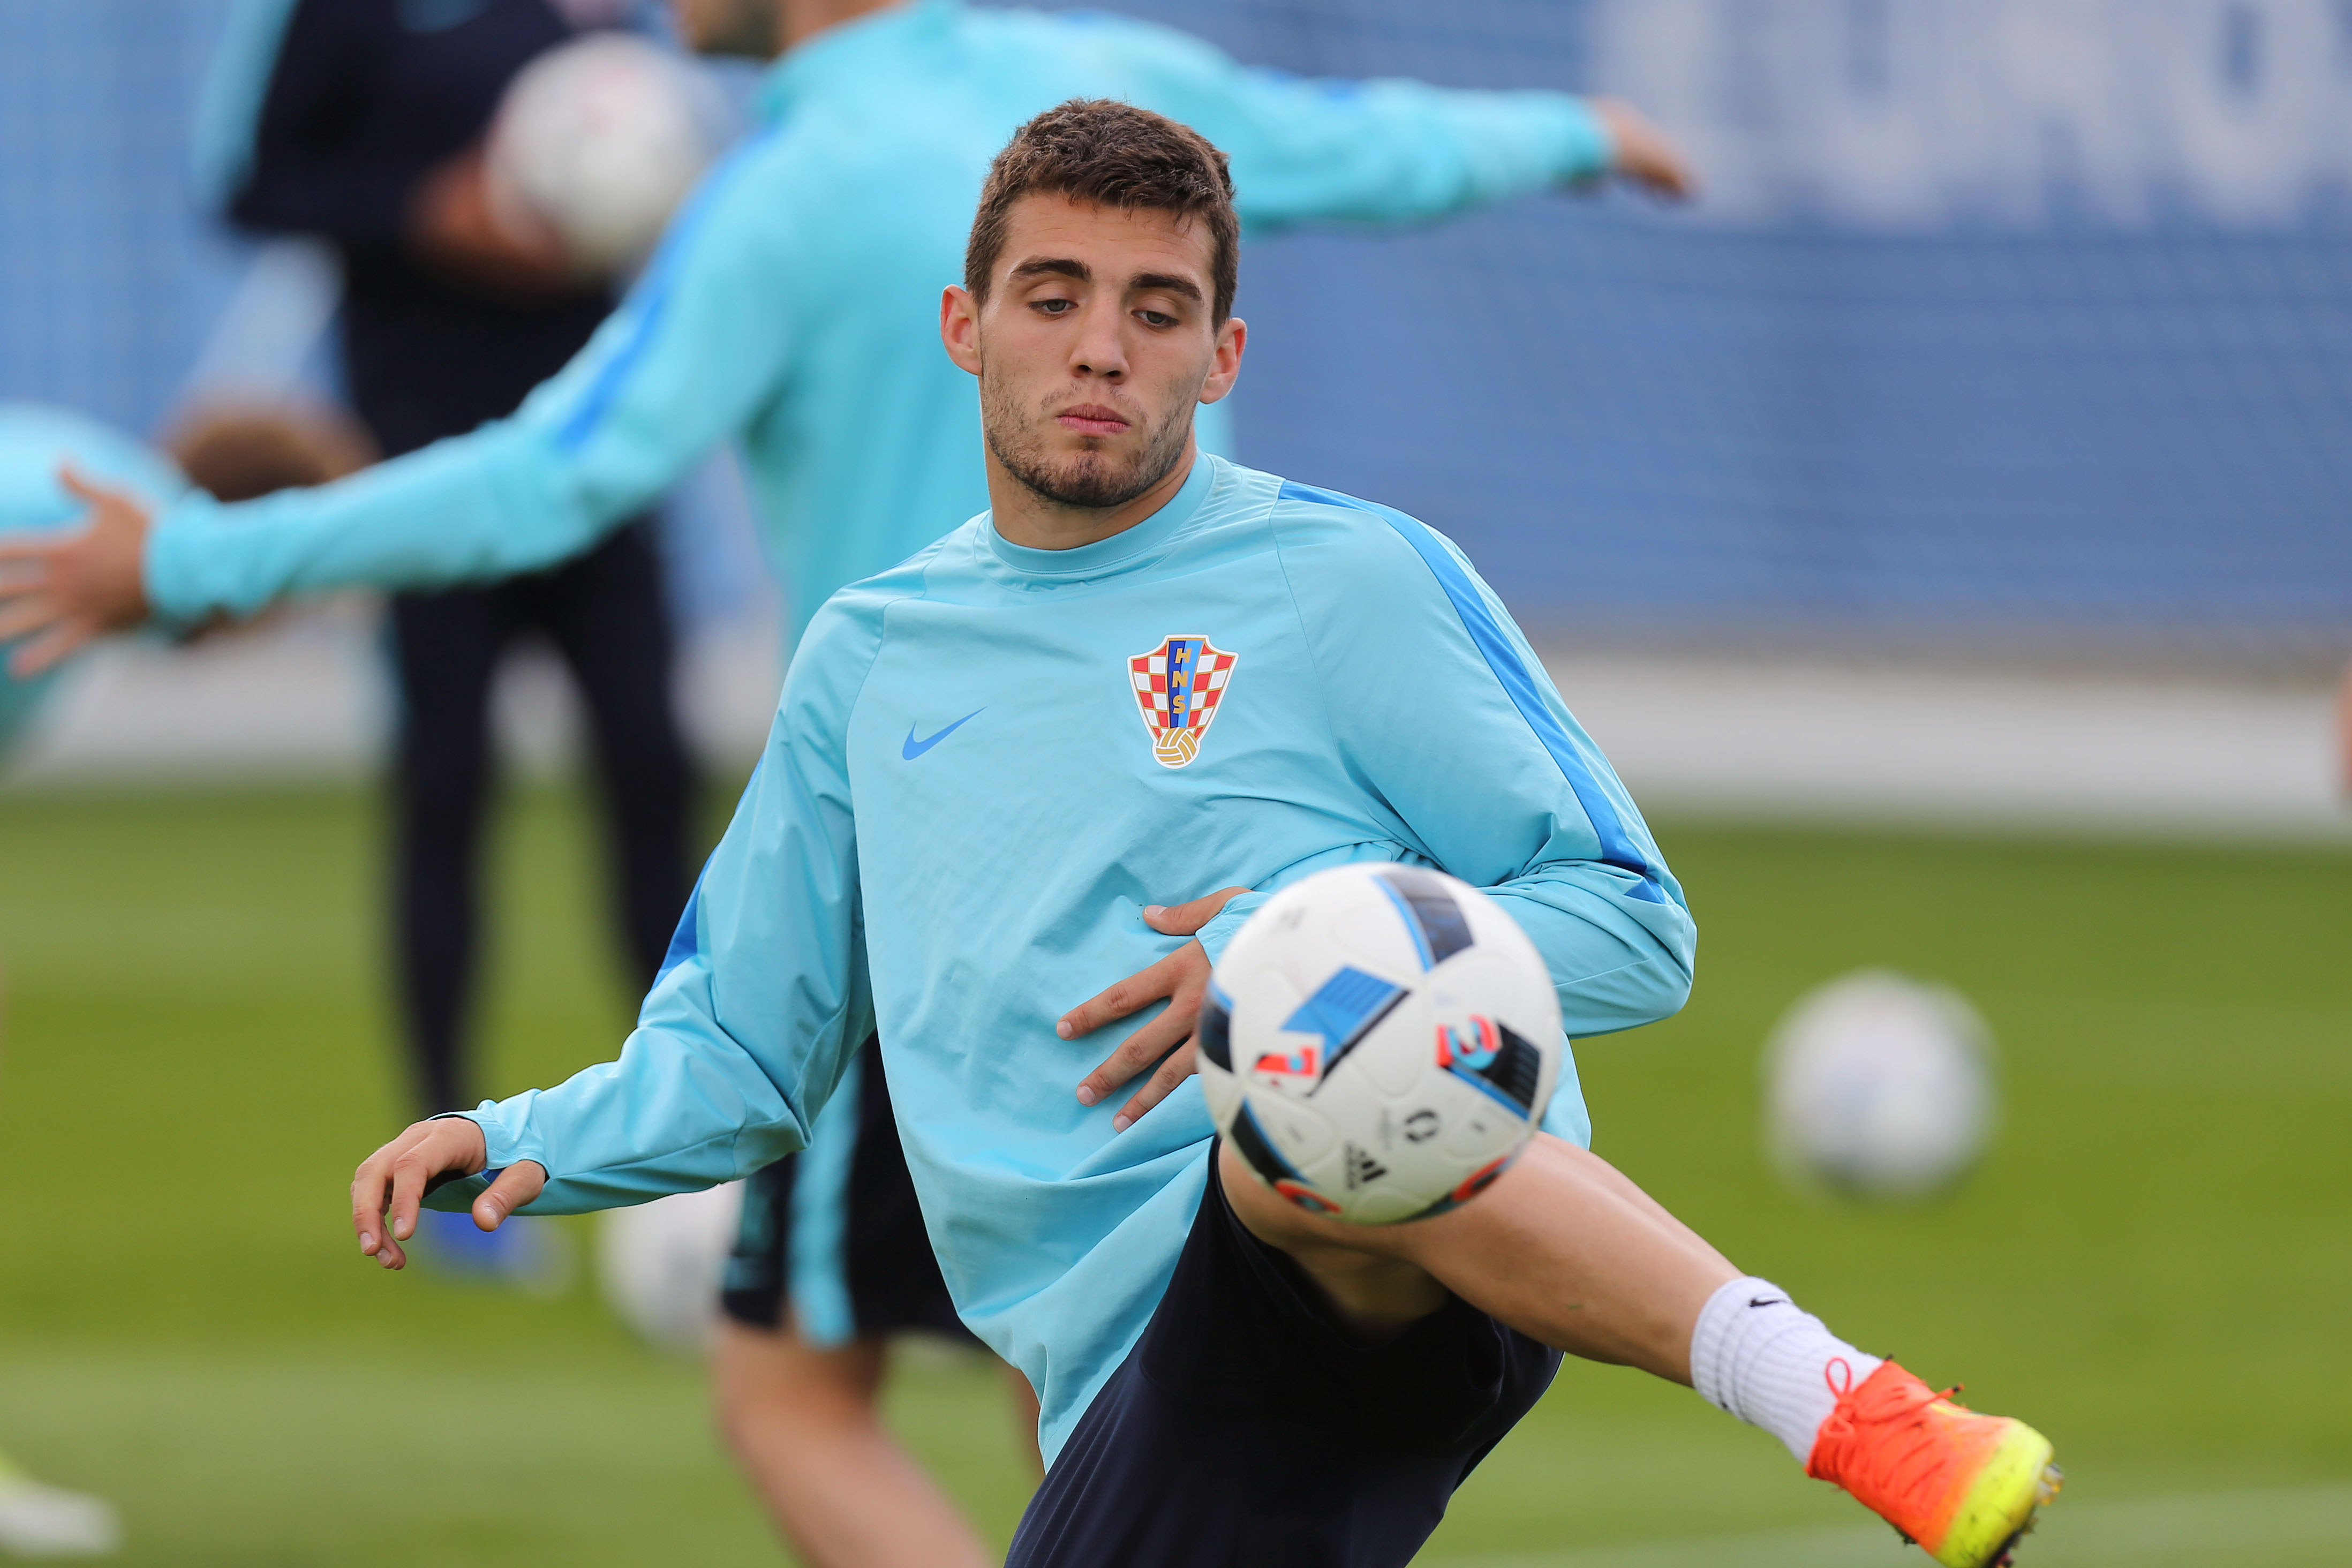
[902,709,984,760]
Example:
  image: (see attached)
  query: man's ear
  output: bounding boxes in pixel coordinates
[940,285,983,377]
[1197,315,1247,406]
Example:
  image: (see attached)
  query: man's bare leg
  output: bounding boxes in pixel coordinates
[1219,1136,2060,1568]
[1217,1134,1733,1373]
[714,1322,1000,1568]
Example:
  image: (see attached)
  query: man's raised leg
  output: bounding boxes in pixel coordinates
[1220,1136,2061,1568]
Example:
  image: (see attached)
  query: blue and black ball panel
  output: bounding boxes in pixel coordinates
[1285,966,1407,1082]
[1197,982,1234,1071]
[1374,865,1473,970]
[1448,1021,1544,1114]
[1228,1098,1304,1190]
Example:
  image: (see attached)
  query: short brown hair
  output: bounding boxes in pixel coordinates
[164,400,376,502]
[965,100,1239,325]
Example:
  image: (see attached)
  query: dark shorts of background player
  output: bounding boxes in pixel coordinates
[719,1042,974,1345]
[1006,1145,1562,1568]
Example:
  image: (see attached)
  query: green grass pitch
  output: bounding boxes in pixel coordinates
[1,783,2346,1565]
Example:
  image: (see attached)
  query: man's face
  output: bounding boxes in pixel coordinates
[947,194,1242,512]
[666,0,777,58]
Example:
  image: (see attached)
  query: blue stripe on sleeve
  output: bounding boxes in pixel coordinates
[553,135,770,453]
[653,881,703,986]
[1276,480,1669,904]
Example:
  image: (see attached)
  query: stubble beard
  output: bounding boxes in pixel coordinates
[982,369,1194,512]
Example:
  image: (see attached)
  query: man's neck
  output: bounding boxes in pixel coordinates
[774,0,903,54]
[989,441,1200,552]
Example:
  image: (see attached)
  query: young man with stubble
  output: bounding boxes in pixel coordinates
[346,102,2063,1568]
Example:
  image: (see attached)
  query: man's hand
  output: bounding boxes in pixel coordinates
[351,1116,546,1270]
[408,146,583,299]
[1589,99,1697,201]
[1060,887,1250,1132]
[0,469,153,677]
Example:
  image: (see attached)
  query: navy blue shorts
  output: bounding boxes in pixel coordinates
[720,1042,973,1344]
[1007,1145,1561,1568]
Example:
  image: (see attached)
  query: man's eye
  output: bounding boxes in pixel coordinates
[1139,310,1176,328]
[1034,298,1076,315]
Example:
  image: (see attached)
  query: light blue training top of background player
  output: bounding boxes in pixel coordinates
[146,0,1616,635]
[429,454,1698,1461]
[0,407,187,758]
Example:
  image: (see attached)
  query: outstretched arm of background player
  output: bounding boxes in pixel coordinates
[350,603,879,1251]
[1106,17,1692,228]
[0,143,810,673]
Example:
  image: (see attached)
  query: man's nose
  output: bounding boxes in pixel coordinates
[1069,298,1128,379]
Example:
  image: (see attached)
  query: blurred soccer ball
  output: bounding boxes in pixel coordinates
[595,1180,743,1353]
[1764,970,1997,1201]
[1198,864,1563,1225]
[485,33,729,277]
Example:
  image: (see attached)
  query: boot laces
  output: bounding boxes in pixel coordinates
[1808,1363,1977,1533]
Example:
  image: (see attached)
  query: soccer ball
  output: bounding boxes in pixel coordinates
[484,33,730,277]
[595,1180,743,1353]
[1763,970,1997,1201]
[1197,864,1563,1225]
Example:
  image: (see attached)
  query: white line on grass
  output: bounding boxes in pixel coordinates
[1444,1483,2352,1568]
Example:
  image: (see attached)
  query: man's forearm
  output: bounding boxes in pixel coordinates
[144,418,625,622]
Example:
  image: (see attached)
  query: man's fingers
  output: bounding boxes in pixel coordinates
[1057,949,1181,1041]
[1078,1002,1195,1104]
[473,1160,547,1230]
[1114,1041,1198,1133]
[385,1141,436,1246]
[1141,886,1250,937]
[351,1144,401,1258]
[0,592,56,644]
[54,464,119,506]
[6,619,92,678]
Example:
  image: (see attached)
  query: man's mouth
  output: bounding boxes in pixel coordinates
[1055,404,1131,438]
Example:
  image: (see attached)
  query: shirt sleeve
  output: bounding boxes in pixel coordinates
[429,595,879,1215]
[1198,490,1694,1048]
[1103,19,1616,230]
[143,139,803,623]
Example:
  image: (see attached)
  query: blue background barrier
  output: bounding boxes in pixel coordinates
[4,0,2348,661]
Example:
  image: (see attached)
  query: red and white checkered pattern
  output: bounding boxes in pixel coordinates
[1127,636,1239,767]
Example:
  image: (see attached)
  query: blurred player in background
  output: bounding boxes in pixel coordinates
[0,2,1691,1562]
[0,403,189,1561]
[198,0,697,1284]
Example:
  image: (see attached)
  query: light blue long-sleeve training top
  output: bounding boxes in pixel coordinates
[144,0,1615,636]
[433,455,1696,1461]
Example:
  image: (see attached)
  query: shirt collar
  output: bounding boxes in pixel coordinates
[752,0,958,125]
[984,454,1223,580]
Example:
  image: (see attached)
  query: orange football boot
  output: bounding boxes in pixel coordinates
[1806,1360,2062,1568]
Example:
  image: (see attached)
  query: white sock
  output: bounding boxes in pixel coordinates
[1690,1276,1884,1465]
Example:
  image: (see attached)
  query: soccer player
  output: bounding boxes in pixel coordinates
[200,0,698,1277]
[342,103,2063,1568]
[0,404,175,1561]
[0,3,1693,1561]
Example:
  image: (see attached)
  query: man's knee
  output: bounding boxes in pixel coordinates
[1213,1143,1448,1338]
[712,1320,887,1443]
